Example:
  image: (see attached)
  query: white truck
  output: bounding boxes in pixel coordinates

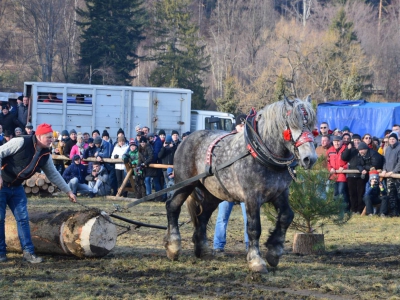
[22,82,234,139]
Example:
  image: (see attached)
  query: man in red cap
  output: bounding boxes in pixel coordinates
[0,123,77,264]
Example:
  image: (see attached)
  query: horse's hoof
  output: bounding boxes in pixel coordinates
[164,238,181,261]
[266,251,280,267]
[248,257,268,273]
[249,263,268,274]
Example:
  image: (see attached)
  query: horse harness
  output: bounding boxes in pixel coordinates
[122,105,314,208]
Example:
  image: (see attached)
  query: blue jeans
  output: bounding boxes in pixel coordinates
[334,181,349,208]
[213,201,249,250]
[0,185,35,255]
[68,177,90,195]
[144,177,161,196]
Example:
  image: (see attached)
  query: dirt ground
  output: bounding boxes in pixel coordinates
[1,197,400,300]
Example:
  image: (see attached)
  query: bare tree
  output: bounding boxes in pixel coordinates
[11,0,69,82]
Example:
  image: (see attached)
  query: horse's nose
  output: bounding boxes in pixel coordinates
[302,155,317,169]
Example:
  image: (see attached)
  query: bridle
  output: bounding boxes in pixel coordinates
[244,99,314,178]
[283,100,315,159]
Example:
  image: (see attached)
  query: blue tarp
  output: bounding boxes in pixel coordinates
[317,100,400,138]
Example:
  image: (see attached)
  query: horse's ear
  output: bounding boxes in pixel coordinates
[305,95,311,103]
[284,95,294,108]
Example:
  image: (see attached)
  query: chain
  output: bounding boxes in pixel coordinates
[74,201,131,235]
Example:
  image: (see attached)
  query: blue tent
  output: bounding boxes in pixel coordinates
[317,100,400,138]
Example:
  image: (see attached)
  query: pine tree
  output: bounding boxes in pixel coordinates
[147,0,209,109]
[214,75,238,114]
[273,74,287,102]
[77,0,146,85]
[263,157,351,233]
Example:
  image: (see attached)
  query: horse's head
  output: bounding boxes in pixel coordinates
[257,96,317,169]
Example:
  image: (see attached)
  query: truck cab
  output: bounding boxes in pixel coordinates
[190,110,234,132]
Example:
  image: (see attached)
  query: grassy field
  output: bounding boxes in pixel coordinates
[1,195,400,300]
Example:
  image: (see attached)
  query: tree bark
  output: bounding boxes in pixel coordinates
[5,209,117,258]
[292,233,325,254]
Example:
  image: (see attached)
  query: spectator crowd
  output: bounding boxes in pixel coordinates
[315,123,400,217]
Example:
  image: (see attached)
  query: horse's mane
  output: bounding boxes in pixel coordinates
[259,99,316,139]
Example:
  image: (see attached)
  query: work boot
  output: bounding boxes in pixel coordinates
[23,251,43,264]
[89,192,94,198]
[0,254,7,262]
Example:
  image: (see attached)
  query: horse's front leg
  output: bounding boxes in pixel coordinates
[164,185,194,260]
[246,201,268,273]
[264,189,294,267]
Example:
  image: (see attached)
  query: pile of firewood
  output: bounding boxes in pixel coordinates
[22,173,58,195]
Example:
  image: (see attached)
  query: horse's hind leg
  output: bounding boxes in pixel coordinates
[164,185,195,261]
[190,187,220,259]
[246,203,268,273]
[264,189,294,267]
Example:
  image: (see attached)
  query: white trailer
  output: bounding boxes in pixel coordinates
[24,82,192,140]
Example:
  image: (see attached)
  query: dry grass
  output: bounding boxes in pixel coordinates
[1,195,400,299]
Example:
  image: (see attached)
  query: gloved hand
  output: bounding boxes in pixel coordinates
[122,154,130,163]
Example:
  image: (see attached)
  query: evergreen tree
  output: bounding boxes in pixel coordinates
[77,0,146,85]
[214,75,238,114]
[147,0,209,109]
[263,157,351,233]
[273,74,287,102]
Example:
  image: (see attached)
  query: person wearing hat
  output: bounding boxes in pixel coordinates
[0,123,77,264]
[83,137,97,175]
[102,130,113,146]
[0,104,23,134]
[92,129,100,139]
[2,130,13,144]
[114,128,128,147]
[327,135,349,207]
[111,136,129,196]
[135,124,142,133]
[14,127,23,137]
[381,131,400,216]
[17,96,29,128]
[138,136,161,197]
[341,126,351,133]
[62,155,90,196]
[363,169,388,216]
[158,129,166,143]
[87,161,111,198]
[345,140,383,214]
[63,129,78,158]
[171,130,181,147]
[69,134,88,165]
[53,136,68,175]
[24,122,34,135]
[93,135,116,195]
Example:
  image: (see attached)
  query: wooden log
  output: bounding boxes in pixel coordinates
[36,177,45,187]
[41,183,49,190]
[47,185,55,193]
[44,176,51,184]
[292,233,325,255]
[31,186,40,194]
[26,177,36,187]
[24,186,32,194]
[5,209,117,258]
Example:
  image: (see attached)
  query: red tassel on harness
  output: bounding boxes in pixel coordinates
[312,129,319,137]
[283,129,292,141]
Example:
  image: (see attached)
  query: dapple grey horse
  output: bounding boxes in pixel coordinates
[164,96,317,273]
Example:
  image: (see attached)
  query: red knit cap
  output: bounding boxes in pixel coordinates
[369,169,379,175]
[36,123,53,135]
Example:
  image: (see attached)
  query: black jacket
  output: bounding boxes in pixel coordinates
[341,147,362,178]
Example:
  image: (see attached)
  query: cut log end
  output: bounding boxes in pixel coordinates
[292,233,325,255]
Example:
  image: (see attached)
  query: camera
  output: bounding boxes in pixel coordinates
[114,154,119,159]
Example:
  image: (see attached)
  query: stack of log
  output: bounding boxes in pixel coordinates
[22,173,58,195]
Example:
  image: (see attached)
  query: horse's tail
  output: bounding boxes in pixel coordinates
[186,187,204,228]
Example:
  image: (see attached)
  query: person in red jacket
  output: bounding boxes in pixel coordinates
[327,135,349,208]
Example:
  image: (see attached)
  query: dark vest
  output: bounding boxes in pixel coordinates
[2,135,51,186]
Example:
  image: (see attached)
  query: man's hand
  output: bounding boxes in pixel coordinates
[67,191,77,203]
[0,176,3,190]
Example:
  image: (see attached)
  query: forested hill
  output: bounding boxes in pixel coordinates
[0,0,398,112]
